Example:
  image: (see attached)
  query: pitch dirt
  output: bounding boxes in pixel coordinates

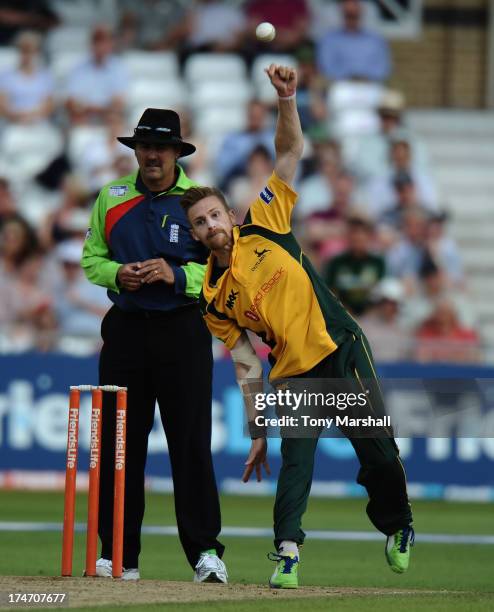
[0,576,448,609]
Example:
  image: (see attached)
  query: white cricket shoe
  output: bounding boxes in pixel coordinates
[121,567,140,581]
[193,550,228,583]
[95,557,140,580]
[95,558,112,577]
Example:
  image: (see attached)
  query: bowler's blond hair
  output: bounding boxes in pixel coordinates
[180,186,231,217]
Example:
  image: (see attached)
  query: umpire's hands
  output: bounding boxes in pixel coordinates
[136,258,175,285]
[242,438,270,483]
[117,263,142,291]
[265,64,297,98]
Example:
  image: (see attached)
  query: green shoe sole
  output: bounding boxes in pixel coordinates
[386,553,407,574]
[269,579,298,589]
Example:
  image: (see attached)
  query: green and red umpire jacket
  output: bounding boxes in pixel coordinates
[81,165,208,312]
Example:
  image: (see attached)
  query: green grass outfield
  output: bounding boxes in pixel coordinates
[0,491,493,611]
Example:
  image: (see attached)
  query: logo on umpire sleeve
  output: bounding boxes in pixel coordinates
[109,185,129,197]
[259,185,274,205]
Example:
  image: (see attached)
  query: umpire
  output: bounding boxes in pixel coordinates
[81,108,227,582]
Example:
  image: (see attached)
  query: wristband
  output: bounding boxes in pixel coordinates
[278,92,296,100]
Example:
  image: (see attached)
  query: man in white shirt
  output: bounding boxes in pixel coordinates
[0,30,54,123]
[65,25,128,125]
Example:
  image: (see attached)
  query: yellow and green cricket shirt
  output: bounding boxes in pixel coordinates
[200,172,361,380]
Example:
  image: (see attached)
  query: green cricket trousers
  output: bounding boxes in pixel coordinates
[273,332,412,549]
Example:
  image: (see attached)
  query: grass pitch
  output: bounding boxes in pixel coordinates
[0,491,492,611]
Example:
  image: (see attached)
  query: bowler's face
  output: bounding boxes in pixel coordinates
[135,143,177,184]
[188,196,235,251]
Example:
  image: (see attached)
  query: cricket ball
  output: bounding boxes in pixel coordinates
[256,22,276,42]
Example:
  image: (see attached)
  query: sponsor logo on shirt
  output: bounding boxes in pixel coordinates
[169,223,179,243]
[109,185,129,197]
[225,289,239,310]
[250,247,271,272]
[244,268,285,322]
[259,185,274,205]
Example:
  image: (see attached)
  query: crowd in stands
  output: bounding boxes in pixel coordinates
[0,0,482,363]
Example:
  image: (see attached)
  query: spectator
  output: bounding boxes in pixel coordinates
[379,172,429,229]
[215,99,274,186]
[414,298,481,364]
[50,239,110,348]
[317,0,391,82]
[175,108,212,184]
[0,214,55,351]
[0,0,58,45]
[402,257,473,332]
[0,177,16,226]
[301,169,356,261]
[0,30,54,124]
[117,0,188,51]
[184,0,247,55]
[350,89,431,181]
[0,253,56,351]
[228,144,274,221]
[384,207,463,291]
[0,213,37,274]
[359,277,412,362]
[245,0,310,53]
[78,111,136,194]
[39,175,91,249]
[310,0,380,42]
[324,216,385,315]
[426,212,464,287]
[65,25,128,125]
[348,89,403,180]
[385,210,429,293]
[366,135,439,218]
[110,155,136,187]
[293,46,328,133]
[296,141,342,218]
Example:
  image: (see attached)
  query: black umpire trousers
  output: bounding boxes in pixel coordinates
[98,304,224,569]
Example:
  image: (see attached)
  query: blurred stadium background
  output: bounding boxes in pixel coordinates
[0,0,493,512]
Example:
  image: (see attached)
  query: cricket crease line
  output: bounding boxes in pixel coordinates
[0,522,493,545]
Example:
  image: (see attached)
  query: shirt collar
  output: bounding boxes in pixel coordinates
[135,164,195,196]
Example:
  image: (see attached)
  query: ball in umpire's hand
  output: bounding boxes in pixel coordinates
[256,22,276,42]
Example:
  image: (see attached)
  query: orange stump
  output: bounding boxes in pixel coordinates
[85,387,103,577]
[112,389,127,578]
[61,385,127,579]
[61,388,81,577]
